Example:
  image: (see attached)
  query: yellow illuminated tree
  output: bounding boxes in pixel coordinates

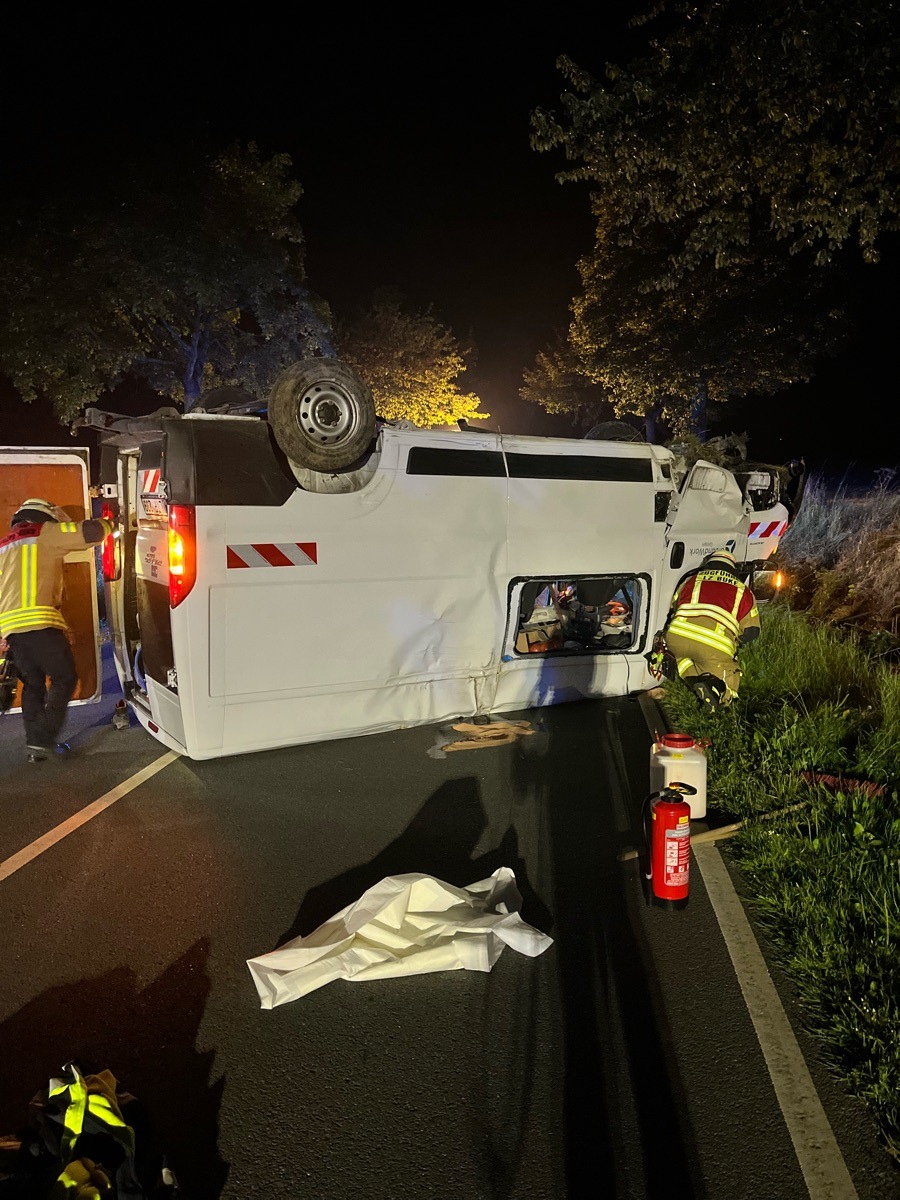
[336,290,488,428]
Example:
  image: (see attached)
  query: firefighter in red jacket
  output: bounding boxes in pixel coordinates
[664,549,760,711]
[0,498,113,761]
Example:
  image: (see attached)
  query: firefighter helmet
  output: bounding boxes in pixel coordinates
[10,498,60,527]
[702,549,737,569]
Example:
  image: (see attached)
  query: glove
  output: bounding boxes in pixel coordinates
[52,1156,111,1198]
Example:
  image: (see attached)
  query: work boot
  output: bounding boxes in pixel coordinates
[26,743,50,763]
[690,678,718,712]
[691,675,726,712]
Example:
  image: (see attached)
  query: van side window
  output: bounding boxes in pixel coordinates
[513,577,642,655]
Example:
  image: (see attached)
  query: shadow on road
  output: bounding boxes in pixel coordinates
[269,687,702,1198]
[510,694,704,1199]
[0,938,228,1198]
[276,775,553,947]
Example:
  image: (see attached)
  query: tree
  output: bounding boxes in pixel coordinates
[531,0,900,279]
[0,142,332,420]
[520,330,610,431]
[522,210,846,438]
[565,214,847,436]
[335,290,488,427]
[525,1,862,436]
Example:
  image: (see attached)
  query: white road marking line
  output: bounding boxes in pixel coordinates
[0,751,179,884]
[693,844,858,1200]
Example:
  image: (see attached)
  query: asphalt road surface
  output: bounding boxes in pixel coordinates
[0,651,897,1199]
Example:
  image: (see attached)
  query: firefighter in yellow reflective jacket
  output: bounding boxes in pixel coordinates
[0,498,112,761]
[664,549,760,711]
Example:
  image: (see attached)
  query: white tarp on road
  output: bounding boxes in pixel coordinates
[247,867,553,1009]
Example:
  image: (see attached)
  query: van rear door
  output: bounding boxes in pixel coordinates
[100,440,174,707]
[0,447,103,707]
[100,445,140,694]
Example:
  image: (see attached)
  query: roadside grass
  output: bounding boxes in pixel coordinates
[738,793,900,1161]
[660,606,900,1160]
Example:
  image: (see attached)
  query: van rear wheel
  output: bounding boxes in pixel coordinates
[268,359,376,472]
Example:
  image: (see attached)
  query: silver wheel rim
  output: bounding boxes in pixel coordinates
[296,379,360,446]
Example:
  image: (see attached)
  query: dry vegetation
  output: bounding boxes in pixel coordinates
[778,471,900,638]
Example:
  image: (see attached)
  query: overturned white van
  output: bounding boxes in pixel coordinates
[23,359,791,760]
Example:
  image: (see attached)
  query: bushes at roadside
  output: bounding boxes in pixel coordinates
[661,607,900,1160]
[779,471,900,571]
[778,472,900,634]
[664,607,900,811]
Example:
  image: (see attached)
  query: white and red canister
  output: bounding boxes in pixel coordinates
[650,733,708,819]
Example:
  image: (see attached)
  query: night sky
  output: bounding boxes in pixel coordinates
[2,9,896,478]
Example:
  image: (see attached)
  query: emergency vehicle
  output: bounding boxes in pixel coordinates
[1,359,795,760]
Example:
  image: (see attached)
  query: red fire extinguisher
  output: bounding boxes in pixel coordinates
[643,782,697,910]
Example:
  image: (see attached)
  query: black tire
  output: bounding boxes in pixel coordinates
[268,359,376,472]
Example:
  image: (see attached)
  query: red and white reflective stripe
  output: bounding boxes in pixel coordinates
[226,542,318,568]
[748,519,786,539]
[141,469,161,493]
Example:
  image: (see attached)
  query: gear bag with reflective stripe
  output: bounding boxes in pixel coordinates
[0,1061,179,1197]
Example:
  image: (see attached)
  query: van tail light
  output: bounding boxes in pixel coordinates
[168,504,197,608]
[101,501,120,582]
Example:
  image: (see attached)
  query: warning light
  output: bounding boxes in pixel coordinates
[168,505,197,608]
[774,571,784,589]
[101,501,120,582]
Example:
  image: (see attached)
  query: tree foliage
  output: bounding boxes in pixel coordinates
[566,215,847,433]
[531,0,900,278]
[519,330,610,429]
[335,290,488,427]
[524,0,868,433]
[523,212,846,435]
[0,143,331,419]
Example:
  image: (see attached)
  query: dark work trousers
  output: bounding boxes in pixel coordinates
[7,628,79,749]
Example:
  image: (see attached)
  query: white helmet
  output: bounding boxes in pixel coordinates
[11,498,62,526]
